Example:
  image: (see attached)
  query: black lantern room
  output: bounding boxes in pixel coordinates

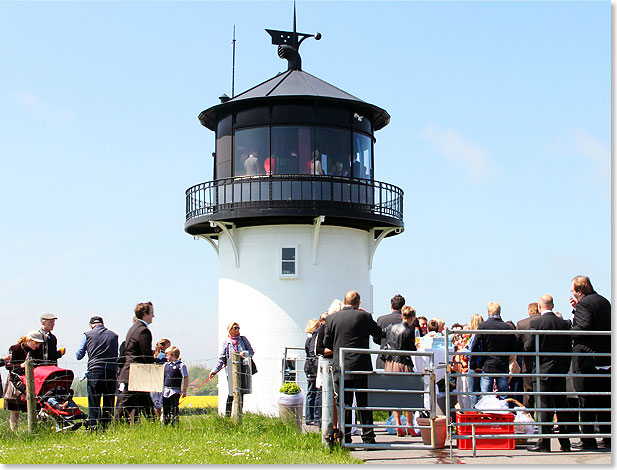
[185,23,404,238]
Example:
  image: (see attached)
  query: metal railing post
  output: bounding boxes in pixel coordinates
[231,351,243,423]
[321,358,334,447]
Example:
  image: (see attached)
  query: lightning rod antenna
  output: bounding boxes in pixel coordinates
[231,25,236,98]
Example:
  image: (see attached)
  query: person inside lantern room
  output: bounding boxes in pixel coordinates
[330,160,345,177]
[263,154,276,175]
[209,322,254,417]
[244,149,260,176]
[308,149,325,175]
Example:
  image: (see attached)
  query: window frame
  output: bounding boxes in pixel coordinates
[279,245,299,279]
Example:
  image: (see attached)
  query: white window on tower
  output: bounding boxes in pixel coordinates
[280,246,298,279]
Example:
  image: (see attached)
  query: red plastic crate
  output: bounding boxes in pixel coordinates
[456,411,515,450]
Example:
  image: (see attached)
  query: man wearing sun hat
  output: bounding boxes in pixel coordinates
[37,313,65,366]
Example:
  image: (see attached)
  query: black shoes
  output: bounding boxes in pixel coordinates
[598,439,611,449]
[572,440,598,450]
[527,443,551,452]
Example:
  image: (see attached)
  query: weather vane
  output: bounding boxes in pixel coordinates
[265,2,321,71]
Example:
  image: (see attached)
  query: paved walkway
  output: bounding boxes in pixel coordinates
[303,423,611,465]
[347,430,611,465]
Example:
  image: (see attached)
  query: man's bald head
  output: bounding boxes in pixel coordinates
[344,290,361,308]
[538,294,554,312]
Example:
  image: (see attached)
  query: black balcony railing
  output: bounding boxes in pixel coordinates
[185,175,403,226]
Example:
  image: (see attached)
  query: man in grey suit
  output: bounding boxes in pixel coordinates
[323,290,382,445]
[373,294,405,369]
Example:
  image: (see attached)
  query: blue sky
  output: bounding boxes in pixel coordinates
[0,1,610,365]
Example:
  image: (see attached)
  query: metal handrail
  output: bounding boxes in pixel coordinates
[185,174,404,222]
[443,327,611,456]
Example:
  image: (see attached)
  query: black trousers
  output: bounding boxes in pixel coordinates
[162,394,180,425]
[115,388,153,422]
[537,377,571,447]
[573,368,611,443]
[86,368,116,428]
[339,376,375,443]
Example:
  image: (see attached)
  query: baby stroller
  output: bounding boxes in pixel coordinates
[11,365,88,431]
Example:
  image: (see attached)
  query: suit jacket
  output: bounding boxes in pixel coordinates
[118,320,154,383]
[572,292,611,371]
[516,313,541,373]
[31,329,61,365]
[323,306,382,376]
[524,311,572,375]
[373,310,402,369]
[471,316,517,373]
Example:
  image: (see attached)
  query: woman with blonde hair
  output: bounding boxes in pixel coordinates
[467,313,484,407]
[315,299,344,436]
[304,318,321,425]
[209,322,254,417]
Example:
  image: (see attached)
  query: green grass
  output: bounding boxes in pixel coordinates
[0,409,361,464]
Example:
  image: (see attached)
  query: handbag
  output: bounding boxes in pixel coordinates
[249,357,258,375]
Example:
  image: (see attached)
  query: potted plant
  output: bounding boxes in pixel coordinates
[278,382,304,430]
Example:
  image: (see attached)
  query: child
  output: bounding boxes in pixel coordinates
[162,346,188,425]
[43,387,87,419]
[151,338,171,422]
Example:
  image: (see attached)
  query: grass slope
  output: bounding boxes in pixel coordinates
[0,410,361,464]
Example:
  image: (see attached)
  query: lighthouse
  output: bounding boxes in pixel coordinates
[185,20,404,415]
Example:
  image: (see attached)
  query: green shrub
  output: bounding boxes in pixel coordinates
[279,383,302,395]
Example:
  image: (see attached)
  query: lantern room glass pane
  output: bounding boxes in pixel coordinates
[271,126,313,175]
[234,127,270,176]
[315,127,351,176]
[216,115,232,179]
[352,132,372,180]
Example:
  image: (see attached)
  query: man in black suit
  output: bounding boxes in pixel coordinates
[525,294,572,453]
[373,294,405,369]
[115,302,155,423]
[471,302,517,398]
[323,290,382,445]
[516,302,540,409]
[569,276,611,450]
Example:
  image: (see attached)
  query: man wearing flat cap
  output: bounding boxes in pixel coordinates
[37,313,65,365]
[76,316,119,429]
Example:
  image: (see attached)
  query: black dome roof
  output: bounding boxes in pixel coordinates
[199,69,390,131]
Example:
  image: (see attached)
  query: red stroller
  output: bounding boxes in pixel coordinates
[12,365,88,431]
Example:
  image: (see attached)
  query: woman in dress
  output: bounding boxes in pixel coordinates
[382,305,417,436]
[4,330,44,431]
[209,322,254,417]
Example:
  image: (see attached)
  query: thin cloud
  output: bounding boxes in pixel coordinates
[540,129,609,163]
[11,90,49,116]
[420,125,496,179]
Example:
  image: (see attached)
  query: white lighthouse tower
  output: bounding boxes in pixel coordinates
[185,21,404,415]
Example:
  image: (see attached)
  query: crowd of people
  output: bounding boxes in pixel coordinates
[302,275,611,451]
[3,302,190,431]
[3,274,609,453]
